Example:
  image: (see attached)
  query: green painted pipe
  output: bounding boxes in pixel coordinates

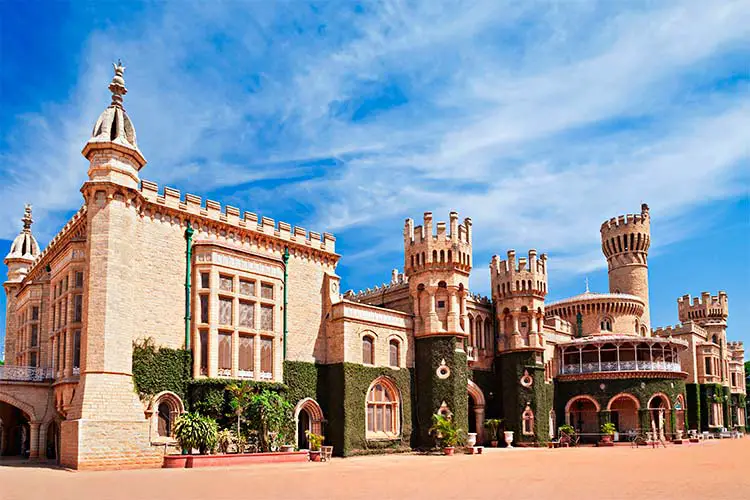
[283,246,289,360]
[184,222,194,350]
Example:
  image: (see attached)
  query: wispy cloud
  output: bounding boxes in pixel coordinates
[1,0,748,296]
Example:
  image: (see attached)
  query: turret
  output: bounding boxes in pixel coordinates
[404,211,472,338]
[4,205,41,284]
[491,249,548,350]
[677,291,728,324]
[600,203,651,331]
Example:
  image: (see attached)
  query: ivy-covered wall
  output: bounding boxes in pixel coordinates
[497,351,553,444]
[414,336,467,448]
[470,367,503,419]
[132,339,192,400]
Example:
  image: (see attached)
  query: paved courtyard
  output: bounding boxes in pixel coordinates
[1,439,748,500]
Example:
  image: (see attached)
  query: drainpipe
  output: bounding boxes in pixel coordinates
[184,222,194,350]
[282,246,289,360]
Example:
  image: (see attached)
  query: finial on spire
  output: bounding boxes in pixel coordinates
[22,204,33,233]
[108,59,128,108]
[584,276,590,293]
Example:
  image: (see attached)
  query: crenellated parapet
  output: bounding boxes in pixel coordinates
[138,180,336,255]
[403,211,472,276]
[491,249,548,299]
[347,269,408,301]
[600,203,650,267]
[727,341,744,361]
[652,321,707,339]
[677,291,728,323]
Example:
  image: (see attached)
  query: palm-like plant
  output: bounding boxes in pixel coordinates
[429,414,465,448]
[227,381,256,450]
[174,412,218,455]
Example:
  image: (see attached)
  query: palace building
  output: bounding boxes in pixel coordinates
[1,64,746,469]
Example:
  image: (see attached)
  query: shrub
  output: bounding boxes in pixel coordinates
[247,390,294,451]
[429,414,465,448]
[216,429,235,454]
[174,412,218,455]
[305,431,324,451]
[558,424,576,436]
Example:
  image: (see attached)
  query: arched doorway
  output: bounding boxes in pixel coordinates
[607,393,640,436]
[294,398,324,449]
[0,399,32,457]
[467,380,486,444]
[648,394,671,440]
[566,396,600,442]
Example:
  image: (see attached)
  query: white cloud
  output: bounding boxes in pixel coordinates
[1,0,748,297]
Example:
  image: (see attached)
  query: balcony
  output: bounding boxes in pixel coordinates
[0,365,51,382]
[561,361,682,375]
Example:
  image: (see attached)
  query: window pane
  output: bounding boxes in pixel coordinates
[261,283,274,300]
[390,342,398,367]
[376,406,384,431]
[219,275,233,292]
[219,298,233,325]
[261,338,273,374]
[74,294,83,322]
[73,330,81,368]
[385,405,393,432]
[30,352,38,367]
[260,305,274,331]
[75,272,84,288]
[31,325,38,347]
[239,335,254,371]
[219,332,232,370]
[200,330,208,371]
[367,406,374,431]
[32,306,39,320]
[200,272,209,289]
[239,301,255,328]
[62,332,67,369]
[240,280,255,296]
[200,295,209,323]
[363,338,373,364]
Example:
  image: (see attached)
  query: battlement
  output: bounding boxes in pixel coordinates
[346,269,409,300]
[600,203,651,232]
[677,291,728,322]
[139,180,336,254]
[403,211,472,275]
[727,341,744,359]
[653,321,706,339]
[490,249,548,298]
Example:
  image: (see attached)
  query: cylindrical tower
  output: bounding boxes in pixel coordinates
[600,203,651,331]
[404,211,472,447]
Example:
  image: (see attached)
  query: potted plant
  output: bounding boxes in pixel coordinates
[558,424,576,446]
[216,429,235,454]
[173,412,218,455]
[429,414,465,455]
[484,419,503,447]
[600,422,616,445]
[305,430,324,461]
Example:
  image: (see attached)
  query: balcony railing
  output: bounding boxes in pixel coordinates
[561,361,682,375]
[0,365,51,382]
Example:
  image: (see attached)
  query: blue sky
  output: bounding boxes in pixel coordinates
[1,1,749,358]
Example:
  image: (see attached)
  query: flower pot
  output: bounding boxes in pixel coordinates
[601,435,612,443]
[280,445,295,453]
[490,440,499,448]
[443,447,455,456]
[309,450,322,462]
[504,431,514,448]
[466,433,477,447]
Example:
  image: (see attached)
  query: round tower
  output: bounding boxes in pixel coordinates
[491,249,548,351]
[600,203,651,331]
[404,211,472,447]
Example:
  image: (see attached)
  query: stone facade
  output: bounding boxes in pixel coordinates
[1,64,746,468]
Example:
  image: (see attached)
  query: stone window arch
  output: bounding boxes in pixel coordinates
[389,339,400,368]
[147,391,184,442]
[522,405,534,436]
[600,316,613,332]
[366,377,400,439]
[362,334,375,365]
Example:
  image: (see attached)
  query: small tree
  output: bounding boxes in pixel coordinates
[227,381,255,451]
[247,390,294,452]
[483,418,503,442]
[174,412,218,455]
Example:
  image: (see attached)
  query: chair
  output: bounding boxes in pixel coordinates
[321,446,333,462]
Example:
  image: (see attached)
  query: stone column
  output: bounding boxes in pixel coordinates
[447,289,460,332]
[28,422,41,459]
[475,407,486,444]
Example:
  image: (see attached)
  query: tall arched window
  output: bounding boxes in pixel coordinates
[484,320,492,351]
[157,402,172,437]
[389,339,400,367]
[600,317,613,332]
[522,406,535,436]
[366,377,400,438]
[363,335,374,365]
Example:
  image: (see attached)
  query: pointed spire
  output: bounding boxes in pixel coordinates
[21,204,33,233]
[584,276,590,293]
[108,59,128,109]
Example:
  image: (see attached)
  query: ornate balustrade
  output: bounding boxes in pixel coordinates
[561,361,681,375]
[0,365,51,382]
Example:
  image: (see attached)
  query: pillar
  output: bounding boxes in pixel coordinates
[28,422,41,459]
[475,407,485,444]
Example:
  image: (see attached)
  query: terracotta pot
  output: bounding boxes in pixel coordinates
[443,447,455,456]
[309,451,322,462]
[280,445,295,453]
[601,434,613,443]
[490,440,499,448]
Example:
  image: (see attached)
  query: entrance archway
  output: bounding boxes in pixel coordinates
[648,393,671,440]
[607,393,640,435]
[294,398,324,449]
[0,400,31,457]
[566,396,599,441]
[467,380,486,444]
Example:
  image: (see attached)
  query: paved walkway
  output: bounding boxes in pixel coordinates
[1,439,748,500]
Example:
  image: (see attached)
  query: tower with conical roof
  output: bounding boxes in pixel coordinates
[62,62,161,469]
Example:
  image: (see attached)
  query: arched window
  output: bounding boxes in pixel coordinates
[600,317,613,332]
[522,406,534,436]
[157,402,172,437]
[484,320,492,351]
[363,335,374,365]
[389,339,400,367]
[366,378,400,438]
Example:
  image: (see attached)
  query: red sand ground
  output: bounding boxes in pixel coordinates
[1,439,748,500]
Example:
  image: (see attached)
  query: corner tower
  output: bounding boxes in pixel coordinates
[601,203,651,331]
[404,211,472,447]
[491,249,548,351]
